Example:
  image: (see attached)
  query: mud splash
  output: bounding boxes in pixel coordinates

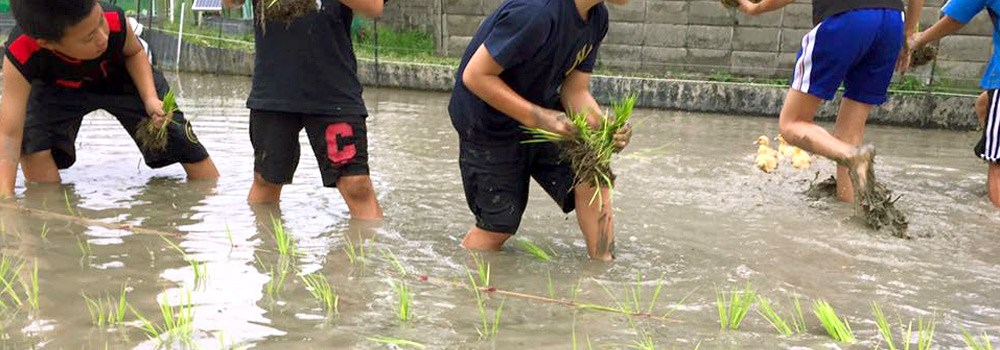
[848,155,911,239]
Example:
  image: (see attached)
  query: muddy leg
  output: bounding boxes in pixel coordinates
[832,98,874,203]
[21,151,60,184]
[574,184,614,261]
[777,90,855,161]
[461,227,512,252]
[989,163,1000,208]
[248,173,283,204]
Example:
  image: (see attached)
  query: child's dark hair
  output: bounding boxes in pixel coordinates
[11,0,98,42]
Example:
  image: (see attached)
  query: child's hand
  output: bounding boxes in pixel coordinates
[532,107,579,137]
[613,123,633,153]
[735,0,759,15]
[896,33,920,73]
[143,98,169,128]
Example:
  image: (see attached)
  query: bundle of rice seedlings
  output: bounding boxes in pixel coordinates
[522,95,636,205]
[135,89,179,153]
[257,0,318,24]
[721,0,762,9]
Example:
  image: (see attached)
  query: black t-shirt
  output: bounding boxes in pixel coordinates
[448,0,609,144]
[813,0,904,25]
[248,0,366,116]
[3,2,131,93]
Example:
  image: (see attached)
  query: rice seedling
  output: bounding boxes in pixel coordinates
[516,238,552,261]
[225,223,235,249]
[789,295,807,334]
[366,336,427,349]
[716,282,756,330]
[135,89,179,153]
[21,259,39,310]
[756,296,793,336]
[571,316,596,350]
[0,256,24,308]
[39,223,49,241]
[380,248,406,276]
[64,189,76,217]
[76,235,92,259]
[270,216,295,257]
[393,280,413,322]
[813,299,855,343]
[597,273,668,316]
[467,270,505,341]
[470,253,490,287]
[343,234,369,266]
[522,94,636,205]
[961,327,996,350]
[255,254,291,298]
[130,290,196,345]
[873,302,897,350]
[300,273,338,314]
[82,282,129,327]
[189,259,207,290]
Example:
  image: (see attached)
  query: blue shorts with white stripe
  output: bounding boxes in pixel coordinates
[791,8,904,105]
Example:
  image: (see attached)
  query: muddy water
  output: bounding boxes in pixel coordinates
[0,72,998,350]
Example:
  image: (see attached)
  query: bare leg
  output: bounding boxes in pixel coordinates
[336,175,383,220]
[181,157,220,180]
[989,163,1000,208]
[832,98,874,202]
[21,151,60,184]
[575,184,614,261]
[976,91,990,127]
[461,227,512,252]
[248,173,282,204]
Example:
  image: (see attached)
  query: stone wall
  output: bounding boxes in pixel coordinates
[434,0,994,84]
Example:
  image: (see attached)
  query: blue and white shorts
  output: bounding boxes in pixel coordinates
[976,89,1000,163]
[791,9,904,105]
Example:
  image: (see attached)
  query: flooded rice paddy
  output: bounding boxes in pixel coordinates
[0,73,998,349]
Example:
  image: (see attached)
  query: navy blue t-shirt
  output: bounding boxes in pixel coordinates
[448,0,609,144]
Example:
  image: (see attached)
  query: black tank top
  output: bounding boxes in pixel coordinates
[813,0,904,25]
[3,2,129,92]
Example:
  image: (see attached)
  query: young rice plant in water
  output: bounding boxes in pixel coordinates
[813,299,855,343]
[716,282,755,330]
[136,89,179,153]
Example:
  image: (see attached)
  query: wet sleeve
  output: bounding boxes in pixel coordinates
[942,0,987,23]
[575,8,609,73]
[483,4,553,70]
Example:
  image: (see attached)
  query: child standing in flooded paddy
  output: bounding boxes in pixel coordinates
[0,0,220,199]
[908,0,1000,207]
[221,0,384,220]
[450,0,633,261]
[734,0,923,210]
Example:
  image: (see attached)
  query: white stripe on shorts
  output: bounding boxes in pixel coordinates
[793,24,821,94]
[987,91,1000,161]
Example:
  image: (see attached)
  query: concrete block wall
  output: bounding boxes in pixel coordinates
[408,0,997,85]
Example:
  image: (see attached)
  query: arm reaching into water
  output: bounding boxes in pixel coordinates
[735,0,795,15]
[0,57,32,198]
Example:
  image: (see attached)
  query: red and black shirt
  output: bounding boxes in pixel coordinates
[3,2,129,92]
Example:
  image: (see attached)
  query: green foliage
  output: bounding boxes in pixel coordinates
[515,239,553,262]
[82,282,129,327]
[961,327,996,350]
[301,273,338,314]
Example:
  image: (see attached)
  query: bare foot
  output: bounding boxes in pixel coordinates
[840,144,876,194]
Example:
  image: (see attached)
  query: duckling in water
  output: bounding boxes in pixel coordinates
[791,147,813,170]
[754,136,779,173]
[775,134,797,160]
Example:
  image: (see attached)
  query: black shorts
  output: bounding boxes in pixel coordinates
[249,110,370,187]
[22,70,210,169]
[977,89,1000,164]
[459,139,576,234]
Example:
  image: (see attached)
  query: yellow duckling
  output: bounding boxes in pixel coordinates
[775,134,797,160]
[754,136,779,173]
[791,147,813,170]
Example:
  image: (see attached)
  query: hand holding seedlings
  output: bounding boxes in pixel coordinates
[143,97,168,128]
[531,107,579,137]
[612,122,632,153]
